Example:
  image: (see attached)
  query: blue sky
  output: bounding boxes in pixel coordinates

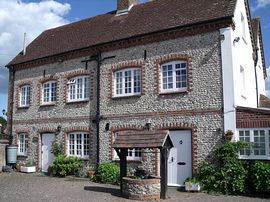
[0,0,269,114]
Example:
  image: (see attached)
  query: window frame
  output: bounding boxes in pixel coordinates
[18,133,28,156]
[68,132,90,159]
[160,60,188,93]
[67,75,90,102]
[237,128,270,160]
[241,13,246,42]
[113,67,141,97]
[42,80,57,105]
[19,85,30,107]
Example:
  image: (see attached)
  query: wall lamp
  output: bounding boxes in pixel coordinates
[105,123,110,131]
[56,125,62,134]
[233,37,240,44]
[145,121,151,131]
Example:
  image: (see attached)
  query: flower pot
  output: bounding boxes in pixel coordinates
[20,166,36,173]
[86,170,95,177]
[185,182,201,192]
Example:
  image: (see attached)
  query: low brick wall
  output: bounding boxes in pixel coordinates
[0,140,9,172]
[122,177,160,201]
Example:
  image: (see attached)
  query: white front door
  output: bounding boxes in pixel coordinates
[42,133,55,172]
[168,130,192,186]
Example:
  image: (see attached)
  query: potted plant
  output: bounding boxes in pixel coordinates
[184,177,201,192]
[20,160,36,173]
[224,130,234,140]
[85,161,95,178]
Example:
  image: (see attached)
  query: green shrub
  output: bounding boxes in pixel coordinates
[195,141,248,194]
[51,143,64,157]
[93,162,120,184]
[52,155,83,177]
[250,161,270,193]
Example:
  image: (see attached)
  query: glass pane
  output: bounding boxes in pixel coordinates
[253,130,266,156]
[239,130,251,156]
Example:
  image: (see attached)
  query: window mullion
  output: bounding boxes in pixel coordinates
[131,70,134,94]
[266,130,270,158]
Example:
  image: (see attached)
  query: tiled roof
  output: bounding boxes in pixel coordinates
[113,130,173,148]
[260,94,270,108]
[251,17,266,77]
[8,0,237,66]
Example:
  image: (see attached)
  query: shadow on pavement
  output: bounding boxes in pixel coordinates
[84,186,122,197]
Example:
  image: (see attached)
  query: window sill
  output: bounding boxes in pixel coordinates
[112,94,141,100]
[17,155,28,158]
[17,106,30,109]
[40,103,56,107]
[66,99,89,104]
[242,37,247,45]
[113,159,142,163]
[159,90,188,95]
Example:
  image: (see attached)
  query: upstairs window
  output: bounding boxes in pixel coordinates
[240,66,246,98]
[68,132,90,158]
[42,81,57,105]
[241,13,246,41]
[68,76,89,102]
[20,85,30,107]
[114,68,141,97]
[18,133,28,156]
[160,61,187,93]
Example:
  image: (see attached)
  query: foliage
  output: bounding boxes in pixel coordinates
[92,162,120,185]
[184,177,200,184]
[0,116,7,140]
[250,161,270,193]
[133,166,151,179]
[51,155,83,177]
[51,143,64,156]
[195,141,248,194]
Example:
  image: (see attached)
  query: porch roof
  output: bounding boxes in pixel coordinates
[112,130,173,149]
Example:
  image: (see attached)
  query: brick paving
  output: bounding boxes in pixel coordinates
[0,172,269,202]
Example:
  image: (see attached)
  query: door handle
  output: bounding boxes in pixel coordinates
[177,162,186,165]
[171,157,174,162]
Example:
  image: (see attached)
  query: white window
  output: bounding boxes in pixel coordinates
[18,133,28,155]
[68,76,90,102]
[68,132,90,158]
[160,61,187,93]
[20,85,30,107]
[241,13,246,40]
[237,129,270,160]
[114,68,141,97]
[42,81,57,105]
[113,148,142,161]
[127,148,142,161]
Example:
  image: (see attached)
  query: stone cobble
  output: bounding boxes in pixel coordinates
[0,172,269,202]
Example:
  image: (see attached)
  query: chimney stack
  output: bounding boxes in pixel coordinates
[117,0,138,15]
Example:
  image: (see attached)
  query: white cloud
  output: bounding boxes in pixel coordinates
[252,0,270,11]
[0,0,70,97]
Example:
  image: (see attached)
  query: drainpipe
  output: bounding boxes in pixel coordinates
[85,50,115,166]
[7,67,15,145]
[254,48,259,108]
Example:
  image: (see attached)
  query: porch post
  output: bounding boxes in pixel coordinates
[118,148,127,193]
[160,147,168,199]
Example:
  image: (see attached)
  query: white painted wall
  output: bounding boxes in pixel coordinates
[232,0,257,108]
[221,0,261,132]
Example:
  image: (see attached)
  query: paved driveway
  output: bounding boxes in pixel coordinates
[0,172,269,202]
